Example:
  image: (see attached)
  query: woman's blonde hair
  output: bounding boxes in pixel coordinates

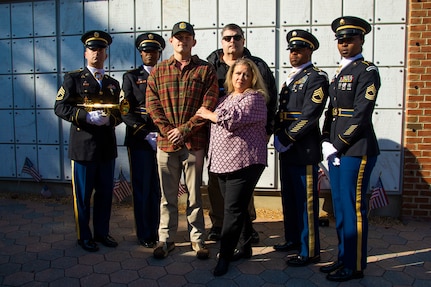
[224,58,269,102]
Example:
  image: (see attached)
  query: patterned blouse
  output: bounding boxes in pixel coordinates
[207,89,268,174]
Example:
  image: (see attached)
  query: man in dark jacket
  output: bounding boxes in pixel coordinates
[54,30,122,252]
[120,32,165,248]
[273,29,329,267]
[320,16,381,282]
[206,23,277,250]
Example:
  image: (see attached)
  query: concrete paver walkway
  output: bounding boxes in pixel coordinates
[0,196,430,286]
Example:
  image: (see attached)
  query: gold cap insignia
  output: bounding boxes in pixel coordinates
[340,19,345,26]
[292,31,297,37]
[179,22,187,29]
[148,34,154,39]
[94,32,99,38]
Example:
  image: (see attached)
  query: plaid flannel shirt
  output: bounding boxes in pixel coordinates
[146,55,219,152]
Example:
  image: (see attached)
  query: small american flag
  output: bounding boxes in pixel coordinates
[21,157,42,182]
[113,170,132,202]
[370,176,389,210]
[178,182,188,198]
[317,162,330,192]
[317,168,325,192]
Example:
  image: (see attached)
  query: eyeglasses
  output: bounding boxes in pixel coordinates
[222,35,243,42]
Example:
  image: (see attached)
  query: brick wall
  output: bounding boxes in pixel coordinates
[404,0,431,218]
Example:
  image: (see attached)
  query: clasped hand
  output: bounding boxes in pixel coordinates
[167,128,184,146]
[273,135,292,153]
[86,110,110,126]
[321,141,340,166]
[145,132,157,151]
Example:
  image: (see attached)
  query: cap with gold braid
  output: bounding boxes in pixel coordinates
[286,29,319,51]
[135,33,166,52]
[331,16,371,40]
[81,30,112,48]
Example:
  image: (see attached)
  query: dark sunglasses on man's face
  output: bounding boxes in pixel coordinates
[222,35,243,42]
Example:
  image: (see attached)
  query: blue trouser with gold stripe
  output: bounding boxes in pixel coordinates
[128,148,161,242]
[329,155,377,271]
[71,159,115,241]
[280,162,320,258]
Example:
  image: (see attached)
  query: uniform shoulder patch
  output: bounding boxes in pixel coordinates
[312,87,325,104]
[366,65,379,73]
[126,68,139,73]
[56,86,65,101]
[365,83,377,101]
[67,69,83,75]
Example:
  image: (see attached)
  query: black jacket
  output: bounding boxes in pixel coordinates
[322,58,381,157]
[54,67,122,161]
[276,64,329,165]
[120,66,158,150]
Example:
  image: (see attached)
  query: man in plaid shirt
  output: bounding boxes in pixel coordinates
[146,21,219,260]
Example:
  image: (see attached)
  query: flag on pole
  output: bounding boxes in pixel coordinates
[178,182,188,198]
[113,170,132,202]
[317,162,331,192]
[21,157,42,182]
[370,176,389,210]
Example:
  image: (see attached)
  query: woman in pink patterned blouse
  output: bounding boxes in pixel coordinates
[196,58,268,276]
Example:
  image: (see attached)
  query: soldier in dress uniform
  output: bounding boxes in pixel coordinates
[54,30,122,252]
[273,30,329,266]
[120,33,165,248]
[320,16,381,282]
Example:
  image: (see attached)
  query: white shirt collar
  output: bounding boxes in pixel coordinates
[286,61,312,85]
[87,66,105,76]
[143,65,153,74]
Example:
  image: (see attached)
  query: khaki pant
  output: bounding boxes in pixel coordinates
[157,147,206,243]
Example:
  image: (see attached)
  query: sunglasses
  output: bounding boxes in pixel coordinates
[222,35,243,42]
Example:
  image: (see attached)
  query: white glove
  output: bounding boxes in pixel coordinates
[145,132,157,151]
[328,154,341,166]
[274,136,292,153]
[322,141,337,161]
[86,111,110,126]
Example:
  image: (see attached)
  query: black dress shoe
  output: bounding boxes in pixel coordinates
[326,267,364,282]
[207,227,222,241]
[287,255,320,267]
[231,245,252,261]
[250,228,260,244]
[273,241,300,252]
[213,258,230,276]
[78,239,99,252]
[139,239,156,248]
[94,235,118,247]
[319,260,344,273]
